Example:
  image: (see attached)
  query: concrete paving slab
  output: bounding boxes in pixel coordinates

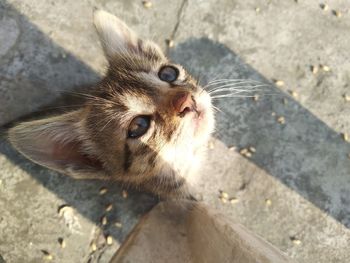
[1,0,350,263]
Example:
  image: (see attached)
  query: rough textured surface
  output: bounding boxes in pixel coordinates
[0,140,156,263]
[1,0,350,263]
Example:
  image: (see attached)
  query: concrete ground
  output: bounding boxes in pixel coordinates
[1,0,350,262]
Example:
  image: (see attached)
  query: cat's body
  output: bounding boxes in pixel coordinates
[8,10,214,199]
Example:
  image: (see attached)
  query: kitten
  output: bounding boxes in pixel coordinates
[8,10,215,199]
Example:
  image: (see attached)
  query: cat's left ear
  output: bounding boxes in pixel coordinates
[93,9,164,59]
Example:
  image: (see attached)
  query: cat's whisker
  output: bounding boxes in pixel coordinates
[100,114,119,132]
[211,88,279,97]
[66,91,121,107]
[209,84,271,95]
[208,86,270,96]
[211,92,280,99]
[66,91,103,101]
[92,112,117,128]
[209,85,267,94]
[201,79,266,96]
[207,81,270,88]
[204,78,264,89]
[211,90,255,98]
[212,105,222,113]
[204,82,251,90]
[42,104,88,110]
[205,81,261,91]
[211,95,257,99]
[207,82,270,94]
[42,101,121,111]
[206,78,262,85]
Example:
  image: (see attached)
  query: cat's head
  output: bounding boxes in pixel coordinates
[8,10,214,198]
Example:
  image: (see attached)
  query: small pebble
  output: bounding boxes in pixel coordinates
[274,80,285,87]
[289,90,298,98]
[240,148,249,155]
[277,116,286,124]
[230,198,239,204]
[320,64,330,72]
[240,148,252,157]
[320,3,328,11]
[265,199,272,206]
[101,215,108,226]
[333,10,342,17]
[105,204,113,212]
[228,146,236,151]
[106,235,113,245]
[342,133,349,142]
[115,222,123,228]
[343,94,350,102]
[290,236,302,245]
[58,205,73,217]
[58,238,66,248]
[219,191,229,199]
[271,112,276,116]
[142,0,152,8]
[41,250,53,261]
[208,141,215,149]
[165,39,174,48]
[90,242,97,252]
[249,146,256,153]
[220,196,228,203]
[122,190,128,198]
[244,152,252,158]
[99,187,108,195]
[311,65,318,74]
[44,254,53,261]
[255,7,260,13]
[293,239,302,245]
[253,94,260,101]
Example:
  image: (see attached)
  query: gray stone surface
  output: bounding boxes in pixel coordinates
[1,0,350,263]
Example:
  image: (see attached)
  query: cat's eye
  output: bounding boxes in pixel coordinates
[158,65,179,83]
[128,115,151,138]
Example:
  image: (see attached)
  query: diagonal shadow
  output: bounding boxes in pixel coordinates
[169,38,350,228]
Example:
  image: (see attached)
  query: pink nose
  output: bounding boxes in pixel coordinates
[172,92,194,115]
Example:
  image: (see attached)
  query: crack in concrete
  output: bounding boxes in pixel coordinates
[166,0,188,54]
[170,0,188,39]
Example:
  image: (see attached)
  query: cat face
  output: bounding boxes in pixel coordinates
[8,10,214,198]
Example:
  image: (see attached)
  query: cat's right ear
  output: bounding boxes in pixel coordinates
[93,9,140,58]
[93,9,163,59]
[8,110,107,180]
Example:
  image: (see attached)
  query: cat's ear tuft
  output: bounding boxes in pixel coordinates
[93,9,140,57]
[8,110,107,179]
